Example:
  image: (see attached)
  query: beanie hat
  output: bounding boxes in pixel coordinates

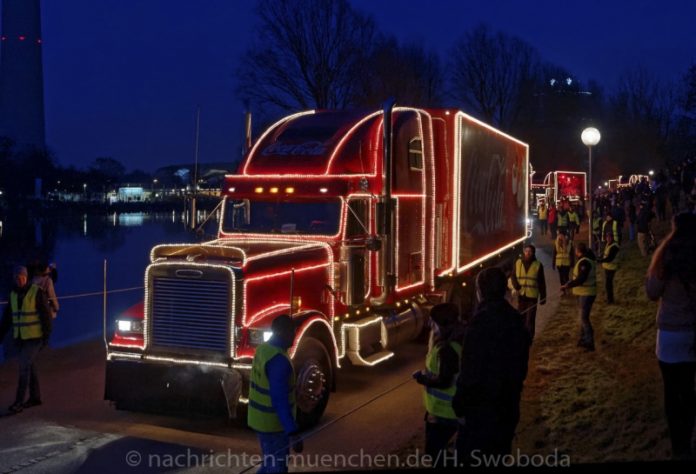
[13,265,28,277]
[475,267,507,301]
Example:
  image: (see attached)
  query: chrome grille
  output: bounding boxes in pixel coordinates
[150,276,230,352]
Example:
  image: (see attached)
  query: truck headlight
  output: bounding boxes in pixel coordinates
[117,319,143,333]
[248,328,273,345]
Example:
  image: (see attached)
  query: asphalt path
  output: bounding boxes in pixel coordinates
[0,337,427,473]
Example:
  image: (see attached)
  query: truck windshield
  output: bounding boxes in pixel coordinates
[222,199,342,235]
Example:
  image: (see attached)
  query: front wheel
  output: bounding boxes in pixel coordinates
[293,336,332,429]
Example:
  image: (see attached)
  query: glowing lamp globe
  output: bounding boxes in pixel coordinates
[581,127,601,147]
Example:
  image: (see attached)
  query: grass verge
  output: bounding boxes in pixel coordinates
[516,221,673,462]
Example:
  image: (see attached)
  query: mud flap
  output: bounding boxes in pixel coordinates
[220,371,242,419]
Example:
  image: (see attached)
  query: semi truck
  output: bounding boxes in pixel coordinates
[542,170,587,205]
[105,103,530,426]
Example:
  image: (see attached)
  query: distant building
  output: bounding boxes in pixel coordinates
[107,186,151,204]
[0,0,46,149]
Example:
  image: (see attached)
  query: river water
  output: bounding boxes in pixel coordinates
[0,211,219,356]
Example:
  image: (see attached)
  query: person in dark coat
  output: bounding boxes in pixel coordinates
[637,203,656,257]
[452,267,531,465]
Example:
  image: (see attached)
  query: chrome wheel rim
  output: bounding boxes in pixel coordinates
[296,359,327,413]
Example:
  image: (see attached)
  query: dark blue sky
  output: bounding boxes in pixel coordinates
[14,0,696,171]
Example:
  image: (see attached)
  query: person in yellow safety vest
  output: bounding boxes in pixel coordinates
[597,231,620,304]
[0,266,52,414]
[602,215,620,246]
[537,202,548,236]
[413,303,465,468]
[568,207,580,241]
[556,207,569,236]
[248,315,303,473]
[561,243,598,351]
[510,244,546,341]
[552,231,575,290]
[510,244,547,342]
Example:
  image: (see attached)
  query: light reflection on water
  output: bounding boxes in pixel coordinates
[0,212,220,359]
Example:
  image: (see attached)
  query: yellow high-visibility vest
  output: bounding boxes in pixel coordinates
[602,243,620,271]
[423,342,462,420]
[572,257,597,296]
[602,220,619,241]
[555,240,572,267]
[248,343,296,433]
[515,259,541,299]
[11,285,42,340]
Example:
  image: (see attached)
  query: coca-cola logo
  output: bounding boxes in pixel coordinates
[262,141,327,156]
[463,151,506,235]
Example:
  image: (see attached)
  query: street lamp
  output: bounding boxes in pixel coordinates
[581,127,601,248]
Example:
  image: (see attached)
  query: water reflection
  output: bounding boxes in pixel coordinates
[118,212,145,226]
[0,210,220,357]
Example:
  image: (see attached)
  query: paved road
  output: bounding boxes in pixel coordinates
[0,338,426,473]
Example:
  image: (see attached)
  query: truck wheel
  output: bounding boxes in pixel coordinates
[293,336,332,429]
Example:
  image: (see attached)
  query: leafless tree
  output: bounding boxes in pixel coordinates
[608,67,677,166]
[353,35,444,108]
[236,0,376,112]
[448,25,538,129]
[667,63,696,163]
[682,63,696,113]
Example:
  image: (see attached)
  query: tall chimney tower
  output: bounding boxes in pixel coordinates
[0,0,46,149]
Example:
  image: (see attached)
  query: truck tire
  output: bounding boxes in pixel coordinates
[293,336,332,429]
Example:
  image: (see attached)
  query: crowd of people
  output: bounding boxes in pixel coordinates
[530,165,696,461]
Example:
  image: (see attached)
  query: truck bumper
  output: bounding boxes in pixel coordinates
[105,358,247,418]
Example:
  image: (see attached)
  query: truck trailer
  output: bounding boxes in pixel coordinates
[105,104,530,426]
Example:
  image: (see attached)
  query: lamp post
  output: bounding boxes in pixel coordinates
[581,127,601,248]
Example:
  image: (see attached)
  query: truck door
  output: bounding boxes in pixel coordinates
[342,197,371,305]
[393,119,426,291]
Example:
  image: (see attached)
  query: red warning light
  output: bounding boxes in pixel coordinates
[18,35,26,41]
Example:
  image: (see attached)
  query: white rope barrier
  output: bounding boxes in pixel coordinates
[0,286,144,306]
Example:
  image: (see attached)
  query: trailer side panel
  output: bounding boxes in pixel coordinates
[457,115,528,270]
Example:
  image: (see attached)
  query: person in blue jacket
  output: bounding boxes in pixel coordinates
[248,315,303,473]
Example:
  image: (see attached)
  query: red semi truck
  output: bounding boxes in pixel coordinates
[105,104,530,426]
[542,170,587,206]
